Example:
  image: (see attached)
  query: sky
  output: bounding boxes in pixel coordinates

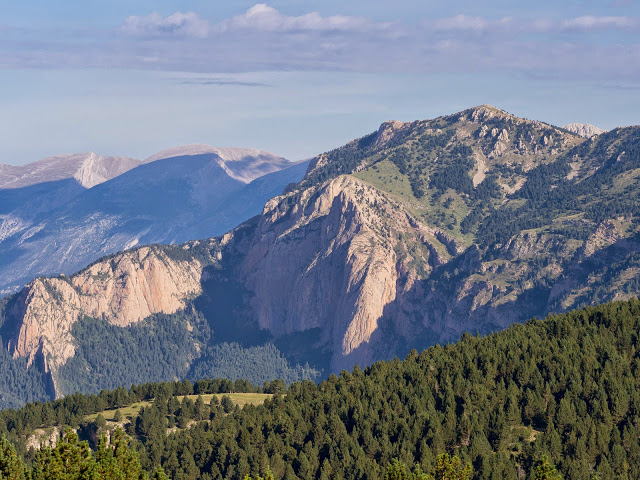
[2,1,640,164]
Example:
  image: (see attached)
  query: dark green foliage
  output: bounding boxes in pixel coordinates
[0,436,24,480]
[472,175,501,201]
[55,313,318,403]
[30,428,148,480]
[301,133,379,189]
[134,298,640,479]
[429,159,474,195]
[515,159,570,202]
[0,378,258,451]
[3,298,638,479]
[58,312,209,396]
[384,458,429,480]
[187,343,320,386]
[0,345,51,410]
[533,456,562,480]
[154,242,216,266]
[433,454,472,480]
[478,128,640,246]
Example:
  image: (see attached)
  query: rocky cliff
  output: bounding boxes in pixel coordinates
[6,245,208,396]
[233,175,455,370]
[216,106,640,369]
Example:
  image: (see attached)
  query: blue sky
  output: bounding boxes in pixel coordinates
[2,1,640,164]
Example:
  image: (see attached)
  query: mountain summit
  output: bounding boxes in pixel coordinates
[562,122,606,138]
[142,144,292,183]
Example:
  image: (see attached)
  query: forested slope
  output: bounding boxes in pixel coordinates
[1,298,639,479]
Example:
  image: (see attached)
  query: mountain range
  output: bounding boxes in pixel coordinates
[0,146,307,294]
[2,105,638,408]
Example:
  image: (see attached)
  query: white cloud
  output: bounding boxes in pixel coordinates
[561,15,636,31]
[216,4,375,33]
[121,11,210,38]
[431,14,636,34]
[2,5,640,85]
[433,15,513,32]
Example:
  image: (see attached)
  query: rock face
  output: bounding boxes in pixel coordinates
[215,107,640,372]
[235,175,442,370]
[563,123,606,138]
[7,245,206,396]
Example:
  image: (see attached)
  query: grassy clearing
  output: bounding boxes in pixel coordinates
[354,159,417,202]
[85,393,273,422]
[354,159,474,245]
[176,393,273,408]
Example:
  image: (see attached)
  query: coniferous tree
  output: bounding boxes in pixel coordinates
[533,456,562,480]
[0,436,25,480]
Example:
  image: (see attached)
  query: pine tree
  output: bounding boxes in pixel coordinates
[433,453,472,480]
[534,456,562,480]
[0,436,25,480]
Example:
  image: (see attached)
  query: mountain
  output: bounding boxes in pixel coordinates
[0,146,307,294]
[3,105,640,406]
[562,122,606,138]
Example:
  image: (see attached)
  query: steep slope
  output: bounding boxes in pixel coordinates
[1,243,214,397]
[3,105,640,406]
[0,147,304,294]
[0,153,141,249]
[220,106,640,369]
[226,175,456,371]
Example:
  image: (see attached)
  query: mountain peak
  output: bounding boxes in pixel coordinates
[0,153,142,189]
[562,123,606,138]
[462,104,519,124]
[143,144,291,184]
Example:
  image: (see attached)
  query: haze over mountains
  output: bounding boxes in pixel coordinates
[0,145,307,294]
[2,105,638,408]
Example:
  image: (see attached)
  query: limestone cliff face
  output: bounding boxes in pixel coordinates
[228,168,640,370]
[232,175,451,370]
[8,245,205,394]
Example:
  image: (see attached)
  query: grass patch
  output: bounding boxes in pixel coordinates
[85,393,273,422]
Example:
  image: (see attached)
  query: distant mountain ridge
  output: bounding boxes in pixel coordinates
[143,145,291,183]
[0,145,307,294]
[0,152,142,189]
